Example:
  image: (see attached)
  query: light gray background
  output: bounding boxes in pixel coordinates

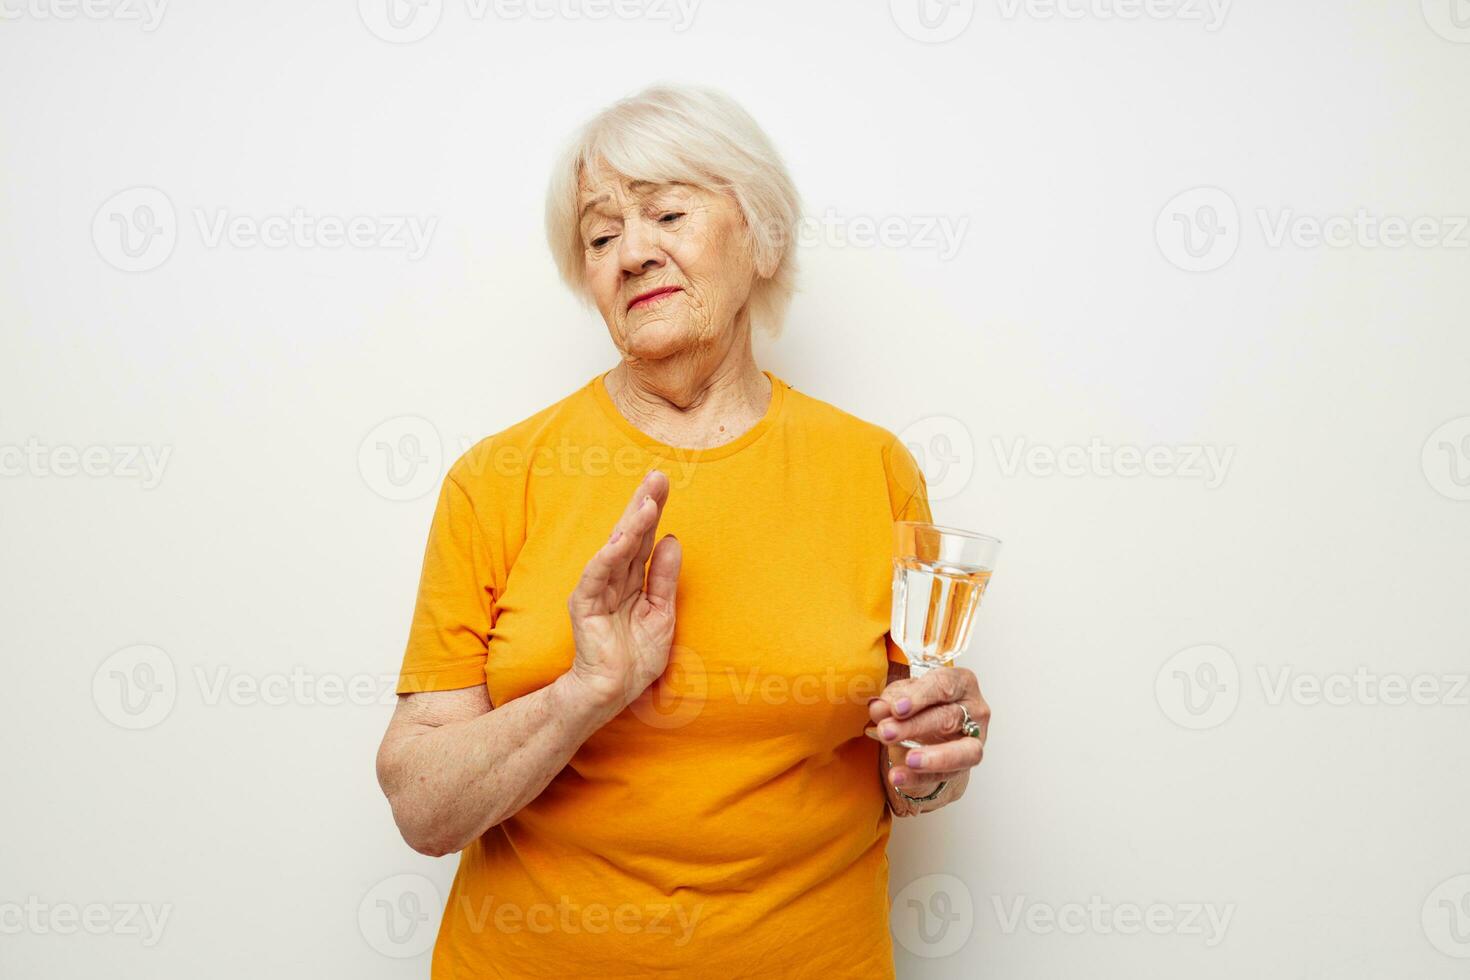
[3,1,1469,977]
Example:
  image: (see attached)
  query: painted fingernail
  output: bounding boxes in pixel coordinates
[895,698,912,717]
[609,530,623,544]
[880,723,898,741]
[907,751,924,768]
[891,771,907,786]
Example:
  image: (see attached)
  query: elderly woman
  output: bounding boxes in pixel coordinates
[376,83,991,979]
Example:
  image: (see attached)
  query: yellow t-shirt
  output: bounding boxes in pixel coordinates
[397,368,932,979]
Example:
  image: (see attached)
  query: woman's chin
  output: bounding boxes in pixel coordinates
[622,317,701,361]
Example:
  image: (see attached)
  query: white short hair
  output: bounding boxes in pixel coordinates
[544,83,802,338]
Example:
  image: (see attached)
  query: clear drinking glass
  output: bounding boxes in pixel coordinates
[866,521,1001,748]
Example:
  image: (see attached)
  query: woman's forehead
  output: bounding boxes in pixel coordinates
[577,166,686,202]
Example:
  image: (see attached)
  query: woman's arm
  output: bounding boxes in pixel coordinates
[376,674,621,856]
[378,469,681,857]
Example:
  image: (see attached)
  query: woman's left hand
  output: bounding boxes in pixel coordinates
[870,666,990,799]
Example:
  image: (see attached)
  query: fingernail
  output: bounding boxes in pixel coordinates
[880,723,897,741]
[895,698,912,717]
[643,495,654,507]
[609,530,623,543]
[907,751,924,768]
[891,771,907,786]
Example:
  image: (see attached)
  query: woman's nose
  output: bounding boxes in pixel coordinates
[618,217,665,274]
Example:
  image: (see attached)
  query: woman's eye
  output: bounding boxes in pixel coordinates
[659,212,685,224]
[590,235,614,249]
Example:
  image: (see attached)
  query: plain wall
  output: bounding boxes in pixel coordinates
[3,1,1469,977]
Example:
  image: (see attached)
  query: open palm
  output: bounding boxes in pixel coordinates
[567,470,683,710]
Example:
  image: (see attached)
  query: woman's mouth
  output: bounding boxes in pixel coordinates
[628,287,682,311]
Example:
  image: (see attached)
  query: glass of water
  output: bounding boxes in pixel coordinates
[866,521,1001,747]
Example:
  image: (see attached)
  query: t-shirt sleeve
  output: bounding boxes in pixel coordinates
[396,472,497,695]
[882,434,933,666]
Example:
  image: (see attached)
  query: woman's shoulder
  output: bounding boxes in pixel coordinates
[443,375,603,490]
[780,376,911,457]
[781,377,929,513]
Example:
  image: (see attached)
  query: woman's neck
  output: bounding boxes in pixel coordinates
[605,336,772,451]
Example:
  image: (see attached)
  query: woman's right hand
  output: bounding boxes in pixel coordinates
[566,469,683,712]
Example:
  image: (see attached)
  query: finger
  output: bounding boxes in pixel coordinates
[878,666,976,722]
[568,523,642,618]
[626,478,670,586]
[868,697,894,724]
[901,737,985,774]
[609,471,670,596]
[873,701,980,746]
[642,534,682,609]
[887,766,968,793]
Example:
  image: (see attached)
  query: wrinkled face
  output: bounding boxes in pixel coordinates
[577,165,757,362]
